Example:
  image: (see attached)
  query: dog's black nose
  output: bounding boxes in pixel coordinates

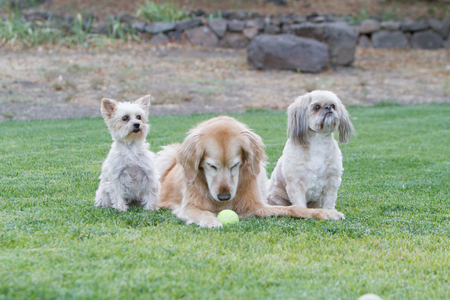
[324,106,331,111]
[133,123,140,128]
[217,193,231,201]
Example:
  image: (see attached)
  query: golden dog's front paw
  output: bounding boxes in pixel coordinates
[199,216,223,228]
[323,209,345,220]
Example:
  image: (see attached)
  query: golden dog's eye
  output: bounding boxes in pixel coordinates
[136,115,141,120]
[122,116,129,121]
[207,163,217,170]
[314,105,320,111]
[230,162,239,170]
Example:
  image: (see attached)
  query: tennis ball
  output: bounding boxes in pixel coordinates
[217,209,239,225]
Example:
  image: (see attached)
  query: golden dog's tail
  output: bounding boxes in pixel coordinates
[155,143,180,182]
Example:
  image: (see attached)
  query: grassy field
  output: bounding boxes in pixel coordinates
[0,104,449,299]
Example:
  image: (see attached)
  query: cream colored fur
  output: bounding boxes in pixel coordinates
[94,95,160,212]
[267,90,354,211]
[156,116,345,228]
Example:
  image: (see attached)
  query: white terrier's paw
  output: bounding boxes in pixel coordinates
[113,201,128,212]
[143,202,159,211]
[199,217,223,228]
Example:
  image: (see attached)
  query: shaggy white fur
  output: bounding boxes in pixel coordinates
[267,90,354,211]
[94,95,160,212]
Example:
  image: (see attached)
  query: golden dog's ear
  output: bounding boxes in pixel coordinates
[178,132,204,182]
[241,130,266,176]
[288,94,311,146]
[337,104,355,144]
[101,98,117,119]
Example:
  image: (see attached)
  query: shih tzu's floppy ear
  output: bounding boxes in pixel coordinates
[178,131,204,182]
[337,103,355,144]
[101,98,117,119]
[135,94,152,114]
[288,94,312,146]
[240,129,266,176]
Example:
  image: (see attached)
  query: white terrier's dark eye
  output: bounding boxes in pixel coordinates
[122,116,129,121]
[331,104,335,109]
[136,115,141,120]
[314,105,321,111]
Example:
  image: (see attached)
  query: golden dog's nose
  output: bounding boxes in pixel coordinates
[217,193,231,201]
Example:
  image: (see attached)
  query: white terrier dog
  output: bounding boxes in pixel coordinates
[94,95,160,212]
[267,90,354,211]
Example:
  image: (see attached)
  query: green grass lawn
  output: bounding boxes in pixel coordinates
[1,104,449,300]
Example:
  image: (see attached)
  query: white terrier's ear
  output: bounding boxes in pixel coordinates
[337,103,355,143]
[101,98,117,119]
[135,95,152,113]
[288,94,311,146]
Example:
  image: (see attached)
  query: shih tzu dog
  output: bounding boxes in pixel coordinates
[94,95,160,212]
[267,90,354,211]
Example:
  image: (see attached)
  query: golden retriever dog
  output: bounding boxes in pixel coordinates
[156,116,345,228]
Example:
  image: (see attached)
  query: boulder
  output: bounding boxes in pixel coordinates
[247,34,329,73]
[246,18,265,30]
[144,22,175,34]
[175,18,202,32]
[358,35,373,48]
[371,30,408,48]
[132,20,147,33]
[228,20,246,32]
[428,19,450,38]
[219,33,249,49]
[208,18,227,38]
[400,19,429,32]
[290,22,358,66]
[186,26,219,47]
[264,24,281,34]
[359,19,381,34]
[411,31,443,49]
[380,21,400,31]
[243,27,259,39]
[444,39,450,49]
[150,33,169,44]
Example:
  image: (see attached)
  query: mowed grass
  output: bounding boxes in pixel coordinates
[0,105,449,299]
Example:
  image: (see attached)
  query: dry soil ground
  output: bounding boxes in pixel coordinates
[1,42,450,122]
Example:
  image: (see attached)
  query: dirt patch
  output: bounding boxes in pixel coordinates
[1,41,450,122]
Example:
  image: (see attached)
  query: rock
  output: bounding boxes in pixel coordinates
[231,10,247,20]
[266,0,287,5]
[293,15,307,24]
[219,33,249,49]
[167,31,183,41]
[359,19,381,34]
[132,20,147,33]
[228,19,246,32]
[243,27,259,39]
[246,18,265,30]
[428,19,450,38]
[24,9,50,21]
[208,18,227,38]
[411,31,443,49]
[279,14,293,25]
[444,39,450,49]
[400,19,429,32]
[264,24,280,34]
[247,34,329,73]
[281,24,290,33]
[186,26,219,47]
[311,16,326,23]
[271,17,281,26]
[358,35,372,48]
[144,22,176,34]
[150,32,169,44]
[175,18,202,32]
[371,30,408,48]
[290,22,358,66]
[381,21,400,31]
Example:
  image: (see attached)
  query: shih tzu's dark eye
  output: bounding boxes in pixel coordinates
[331,104,335,109]
[136,115,141,120]
[122,116,129,121]
[314,105,321,111]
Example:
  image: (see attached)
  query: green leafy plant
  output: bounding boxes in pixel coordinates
[137,1,187,23]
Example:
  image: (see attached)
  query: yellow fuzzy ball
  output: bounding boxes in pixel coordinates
[217,210,239,225]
